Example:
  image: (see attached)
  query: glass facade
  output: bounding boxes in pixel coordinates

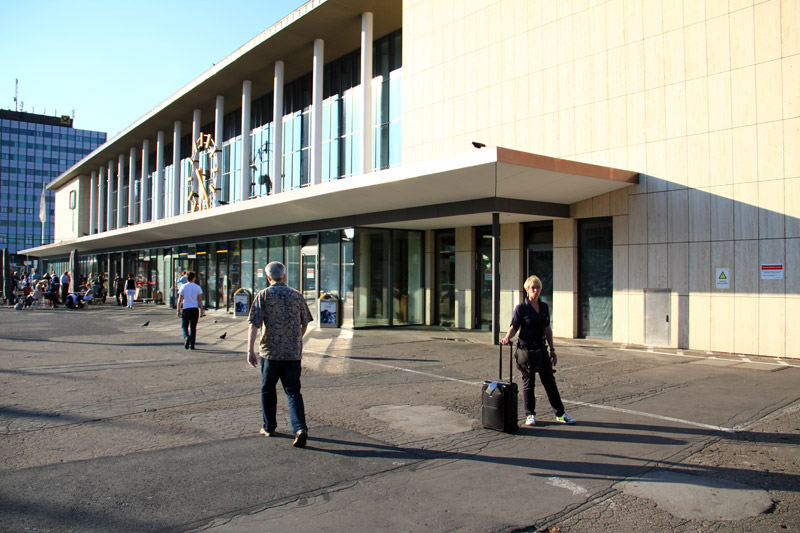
[50,225,424,330]
[0,111,106,264]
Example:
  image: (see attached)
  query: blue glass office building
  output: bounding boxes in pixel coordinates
[0,110,106,266]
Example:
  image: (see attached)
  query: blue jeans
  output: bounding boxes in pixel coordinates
[181,307,199,347]
[260,358,307,434]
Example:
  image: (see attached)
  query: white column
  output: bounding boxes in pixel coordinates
[361,12,373,175]
[128,147,136,225]
[98,165,106,232]
[117,154,126,228]
[311,39,324,186]
[89,171,98,234]
[272,61,284,195]
[173,120,182,217]
[192,109,202,204]
[141,140,150,223]
[106,160,115,231]
[155,131,165,220]
[240,80,252,202]
[214,96,224,206]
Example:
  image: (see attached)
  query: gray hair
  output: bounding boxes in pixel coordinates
[266,261,286,281]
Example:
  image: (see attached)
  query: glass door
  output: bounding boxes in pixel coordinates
[475,228,493,331]
[300,236,318,321]
[436,230,455,327]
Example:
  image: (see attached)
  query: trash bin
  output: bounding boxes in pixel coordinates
[318,293,340,327]
[233,288,251,318]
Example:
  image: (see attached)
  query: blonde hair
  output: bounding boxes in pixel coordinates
[523,275,542,291]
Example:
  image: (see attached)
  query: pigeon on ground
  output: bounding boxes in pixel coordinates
[141,321,150,327]
[219,332,227,339]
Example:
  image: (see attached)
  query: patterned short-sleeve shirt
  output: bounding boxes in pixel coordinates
[248,282,313,360]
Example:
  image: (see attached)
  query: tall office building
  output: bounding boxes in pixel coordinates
[0,110,106,266]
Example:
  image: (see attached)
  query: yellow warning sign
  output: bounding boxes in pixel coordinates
[716,268,730,289]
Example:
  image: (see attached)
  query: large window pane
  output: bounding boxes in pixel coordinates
[254,237,268,292]
[392,230,424,325]
[285,234,300,290]
[319,230,340,298]
[241,239,253,294]
[354,228,389,327]
[436,230,455,327]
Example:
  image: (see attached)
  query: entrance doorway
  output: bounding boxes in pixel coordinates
[525,222,554,310]
[578,217,613,338]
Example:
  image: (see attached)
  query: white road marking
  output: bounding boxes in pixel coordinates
[619,347,800,369]
[547,476,588,496]
[564,400,736,433]
[304,350,483,386]
[306,347,739,433]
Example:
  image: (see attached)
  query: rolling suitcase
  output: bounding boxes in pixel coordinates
[481,344,519,433]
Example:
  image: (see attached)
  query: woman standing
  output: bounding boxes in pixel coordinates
[500,275,576,427]
[125,274,136,309]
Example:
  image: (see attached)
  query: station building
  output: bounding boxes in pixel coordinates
[23,0,800,358]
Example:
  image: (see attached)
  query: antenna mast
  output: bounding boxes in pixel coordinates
[14,79,19,112]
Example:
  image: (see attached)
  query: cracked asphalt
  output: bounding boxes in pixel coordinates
[1,303,798,532]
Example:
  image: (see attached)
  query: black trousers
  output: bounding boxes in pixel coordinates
[519,354,565,417]
[181,307,200,348]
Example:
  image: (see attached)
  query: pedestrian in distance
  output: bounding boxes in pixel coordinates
[247,261,313,448]
[500,275,576,427]
[114,273,126,306]
[124,274,136,309]
[60,271,70,303]
[176,271,205,350]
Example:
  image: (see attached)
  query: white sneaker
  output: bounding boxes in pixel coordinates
[524,415,536,426]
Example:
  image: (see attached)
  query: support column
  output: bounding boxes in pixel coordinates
[214,96,224,206]
[192,109,202,205]
[271,62,284,195]
[117,154,125,228]
[360,12,373,175]
[128,147,136,225]
[241,80,252,202]
[311,39,324,185]
[89,170,97,234]
[155,131,165,220]
[141,140,150,223]
[173,120,182,217]
[98,165,106,232]
[106,160,115,231]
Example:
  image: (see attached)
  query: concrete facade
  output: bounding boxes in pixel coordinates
[401,0,799,357]
[28,0,799,358]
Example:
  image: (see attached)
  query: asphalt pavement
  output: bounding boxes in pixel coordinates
[1,302,798,532]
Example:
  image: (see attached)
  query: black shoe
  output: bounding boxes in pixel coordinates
[293,430,308,448]
[190,345,195,350]
[184,338,190,350]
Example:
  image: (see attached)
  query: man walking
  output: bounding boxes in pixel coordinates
[60,271,70,303]
[247,261,313,448]
[114,273,126,306]
[176,271,204,350]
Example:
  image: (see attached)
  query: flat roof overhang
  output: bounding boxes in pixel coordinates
[24,147,638,258]
[47,0,402,190]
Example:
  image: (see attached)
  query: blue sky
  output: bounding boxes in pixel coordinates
[2,0,306,137]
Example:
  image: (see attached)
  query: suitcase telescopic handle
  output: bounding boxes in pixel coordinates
[499,343,513,384]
